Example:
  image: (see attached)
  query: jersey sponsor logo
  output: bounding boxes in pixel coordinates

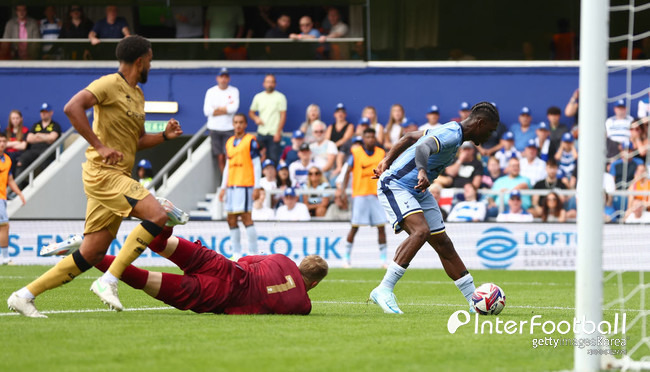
[126,110,146,121]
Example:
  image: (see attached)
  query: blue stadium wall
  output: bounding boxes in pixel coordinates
[1,66,648,134]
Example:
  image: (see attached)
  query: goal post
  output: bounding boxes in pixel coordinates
[574,0,608,370]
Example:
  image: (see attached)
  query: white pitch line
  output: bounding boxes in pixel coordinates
[325,279,573,286]
[0,306,174,316]
[1,302,646,316]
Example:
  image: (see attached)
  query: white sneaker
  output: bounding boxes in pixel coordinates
[90,278,123,311]
[369,286,404,314]
[157,197,189,226]
[40,235,83,257]
[7,292,47,318]
[2,258,13,265]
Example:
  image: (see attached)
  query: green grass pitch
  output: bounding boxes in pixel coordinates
[1,266,645,372]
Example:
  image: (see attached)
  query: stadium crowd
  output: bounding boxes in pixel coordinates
[1,4,353,60]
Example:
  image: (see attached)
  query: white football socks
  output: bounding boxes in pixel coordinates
[230,227,242,256]
[101,271,119,284]
[245,225,258,255]
[454,273,476,304]
[379,261,406,291]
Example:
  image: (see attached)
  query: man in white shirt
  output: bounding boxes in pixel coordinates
[309,120,337,175]
[605,99,634,144]
[496,190,534,222]
[447,183,486,222]
[418,105,441,131]
[289,143,317,188]
[276,188,310,221]
[203,67,240,175]
[519,138,547,185]
[625,199,650,224]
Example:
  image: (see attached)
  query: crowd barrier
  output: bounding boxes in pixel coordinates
[5,220,649,271]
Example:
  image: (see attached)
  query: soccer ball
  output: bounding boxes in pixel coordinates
[471,283,506,315]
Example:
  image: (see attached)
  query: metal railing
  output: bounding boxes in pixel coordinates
[12,126,77,189]
[149,122,209,191]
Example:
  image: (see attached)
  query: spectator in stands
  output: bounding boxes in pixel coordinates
[624,199,650,223]
[450,102,471,123]
[626,163,650,211]
[252,189,275,221]
[494,131,520,171]
[204,67,239,178]
[540,191,566,222]
[555,132,578,188]
[15,102,62,178]
[401,117,419,134]
[289,143,317,188]
[289,16,321,40]
[638,85,649,119]
[259,159,277,209]
[361,106,384,144]
[276,163,292,206]
[89,6,131,45]
[490,157,532,212]
[511,106,539,152]
[481,156,502,189]
[383,104,405,150]
[438,141,483,189]
[545,106,569,158]
[603,193,618,223]
[428,183,448,221]
[447,183,486,222]
[276,187,310,221]
[136,158,154,192]
[630,119,648,161]
[302,166,331,217]
[249,74,287,164]
[520,139,547,185]
[496,190,534,222]
[0,132,26,265]
[204,5,244,38]
[354,117,371,137]
[534,121,552,161]
[59,5,93,60]
[319,7,349,41]
[419,105,441,131]
[171,6,203,39]
[309,120,337,178]
[300,104,321,143]
[610,141,643,188]
[333,136,363,187]
[564,88,579,125]
[265,13,291,38]
[2,5,40,60]
[40,5,62,59]
[5,110,28,175]
[280,130,305,167]
[326,103,354,150]
[606,99,634,145]
[477,104,507,160]
[532,157,567,216]
[324,189,350,221]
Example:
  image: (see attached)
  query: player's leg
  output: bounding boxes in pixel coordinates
[420,192,476,310]
[240,211,258,255]
[377,225,387,268]
[344,226,358,268]
[0,222,10,265]
[427,231,475,310]
[8,228,113,318]
[227,213,242,258]
[95,255,150,291]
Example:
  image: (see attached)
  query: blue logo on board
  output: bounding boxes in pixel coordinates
[476,227,518,269]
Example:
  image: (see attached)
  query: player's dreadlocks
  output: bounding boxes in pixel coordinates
[470,101,500,123]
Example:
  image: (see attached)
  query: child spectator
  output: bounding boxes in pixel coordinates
[555,132,578,188]
[494,131,520,172]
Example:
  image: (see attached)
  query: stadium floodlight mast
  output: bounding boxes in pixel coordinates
[575,0,607,370]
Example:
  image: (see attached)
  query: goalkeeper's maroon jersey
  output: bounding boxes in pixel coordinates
[223,254,312,315]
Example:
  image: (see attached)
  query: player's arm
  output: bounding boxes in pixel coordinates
[374,130,424,178]
[336,156,353,199]
[7,174,25,205]
[64,89,123,165]
[226,88,240,115]
[251,139,262,199]
[413,136,440,191]
[219,159,230,202]
[138,118,182,150]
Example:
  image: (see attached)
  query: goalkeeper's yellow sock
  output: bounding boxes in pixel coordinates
[26,251,92,297]
[106,221,161,279]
